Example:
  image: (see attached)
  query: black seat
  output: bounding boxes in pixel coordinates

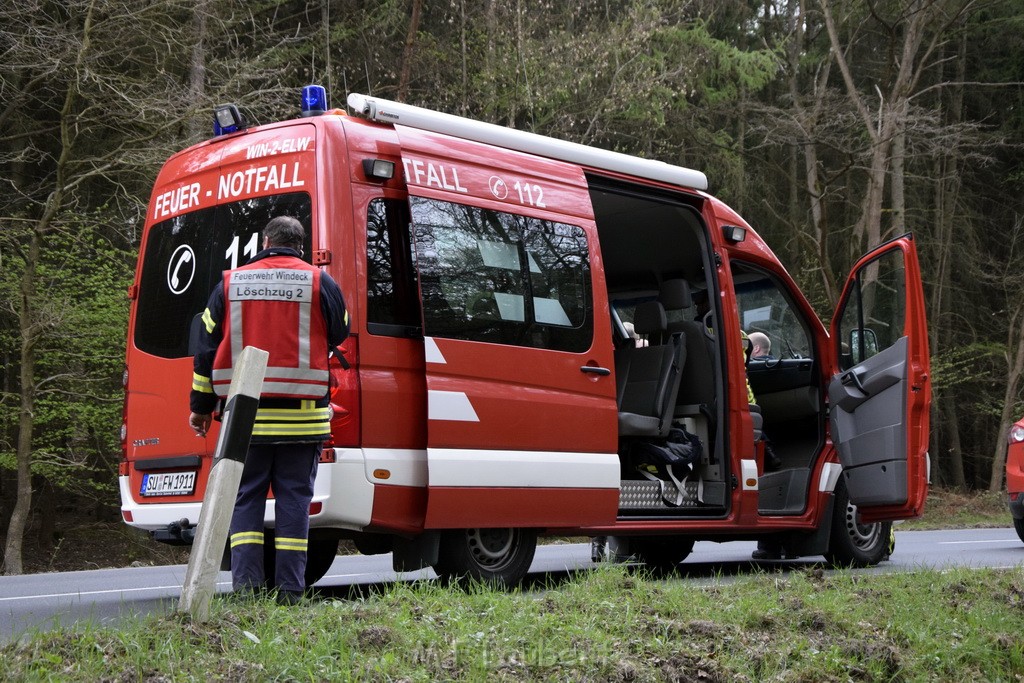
[659,279,715,419]
[614,301,686,438]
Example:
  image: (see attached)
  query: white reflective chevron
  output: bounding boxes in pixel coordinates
[428,390,479,422]
[424,337,446,364]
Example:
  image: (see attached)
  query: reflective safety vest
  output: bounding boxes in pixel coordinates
[211,255,330,399]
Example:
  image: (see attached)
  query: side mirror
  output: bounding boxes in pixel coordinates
[849,328,879,363]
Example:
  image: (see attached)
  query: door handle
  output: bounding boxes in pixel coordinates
[580,366,611,376]
[841,370,868,395]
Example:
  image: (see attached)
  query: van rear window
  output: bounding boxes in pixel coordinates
[134,193,312,359]
[410,197,593,353]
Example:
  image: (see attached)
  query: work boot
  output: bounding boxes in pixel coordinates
[751,541,784,561]
[275,590,304,606]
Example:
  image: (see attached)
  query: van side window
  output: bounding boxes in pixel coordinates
[366,198,420,335]
[835,249,906,371]
[410,197,592,352]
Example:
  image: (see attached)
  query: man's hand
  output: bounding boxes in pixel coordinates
[189,412,213,437]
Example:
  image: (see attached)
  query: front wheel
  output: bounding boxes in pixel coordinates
[1013,516,1024,544]
[433,528,537,587]
[824,480,892,568]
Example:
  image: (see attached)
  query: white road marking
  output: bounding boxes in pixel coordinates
[0,581,231,603]
[937,539,1017,545]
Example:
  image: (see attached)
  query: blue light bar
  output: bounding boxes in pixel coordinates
[301,85,328,117]
[213,104,245,136]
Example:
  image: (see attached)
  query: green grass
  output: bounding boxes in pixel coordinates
[6,565,1024,681]
[901,488,1010,530]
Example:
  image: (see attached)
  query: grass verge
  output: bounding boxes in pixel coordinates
[902,488,1009,530]
[5,565,1024,681]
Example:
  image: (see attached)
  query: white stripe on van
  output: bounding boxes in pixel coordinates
[426,448,620,488]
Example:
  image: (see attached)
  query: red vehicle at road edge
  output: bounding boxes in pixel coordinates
[1007,419,1024,542]
[119,87,932,586]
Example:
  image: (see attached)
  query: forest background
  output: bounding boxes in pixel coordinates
[1,0,1022,575]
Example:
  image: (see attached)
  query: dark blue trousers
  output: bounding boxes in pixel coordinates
[229,442,320,593]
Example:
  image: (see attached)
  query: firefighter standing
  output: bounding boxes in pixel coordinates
[188,215,349,605]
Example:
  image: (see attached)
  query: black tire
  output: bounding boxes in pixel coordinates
[262,529,339,588]
[304,538,340,586]
[433,528,538,587]
[632,536,695,573]
[1013,516,1024,544]
[824,480,892,568]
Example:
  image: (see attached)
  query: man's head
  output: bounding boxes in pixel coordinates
[748,331,771,358]
[263,216,305,252]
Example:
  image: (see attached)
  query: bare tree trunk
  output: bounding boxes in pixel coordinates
[939,395,966,489]
[890,106,907,236]
[396,0,423,102]
[788,0,837,304]
[3,0,95,576]
[187,0,208,141]
[820,0,948,253]
[3,229,41,575]
[930,29,968,489]
[459,0,468,115]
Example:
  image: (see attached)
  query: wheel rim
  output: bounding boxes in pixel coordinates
[466,528,519,570]
[843,501,881,550]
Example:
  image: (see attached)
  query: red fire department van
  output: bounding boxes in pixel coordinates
[120,86,931,586]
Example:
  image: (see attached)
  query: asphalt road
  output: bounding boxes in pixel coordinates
[2,527,1023,644]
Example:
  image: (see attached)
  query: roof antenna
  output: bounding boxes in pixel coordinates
[364,61,372,96]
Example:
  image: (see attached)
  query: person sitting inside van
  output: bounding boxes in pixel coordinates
[748,331,772,360]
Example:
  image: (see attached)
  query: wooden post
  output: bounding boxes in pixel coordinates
[178,346,268,621]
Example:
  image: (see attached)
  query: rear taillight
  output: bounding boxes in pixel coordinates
[327,335,360,447]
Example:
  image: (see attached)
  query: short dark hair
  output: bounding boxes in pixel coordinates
[263,216,305,250]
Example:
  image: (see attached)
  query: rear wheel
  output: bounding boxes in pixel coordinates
[1013,516,1024,544]
[433,528,537,587]
[824,480,891,567]
[632,536,695,574]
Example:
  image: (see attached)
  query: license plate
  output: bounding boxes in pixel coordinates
[140,471,196,497]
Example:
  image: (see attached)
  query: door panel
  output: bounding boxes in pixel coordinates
[397,127,620,529]
[828,236,930,521]
[828,336,908,505]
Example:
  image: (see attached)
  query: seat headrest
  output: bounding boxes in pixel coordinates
[633,301,667,336]
[659,279,692,311]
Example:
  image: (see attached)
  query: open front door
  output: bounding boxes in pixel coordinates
[396,125,620,530]
[828,235,930,522]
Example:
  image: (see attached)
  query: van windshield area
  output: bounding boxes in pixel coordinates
[134,192,312,359]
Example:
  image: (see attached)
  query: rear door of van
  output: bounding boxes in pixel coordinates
[394,125,620,529]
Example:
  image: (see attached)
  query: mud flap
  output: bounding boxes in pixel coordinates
[781,495,835,558]
[392,531,440,572]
